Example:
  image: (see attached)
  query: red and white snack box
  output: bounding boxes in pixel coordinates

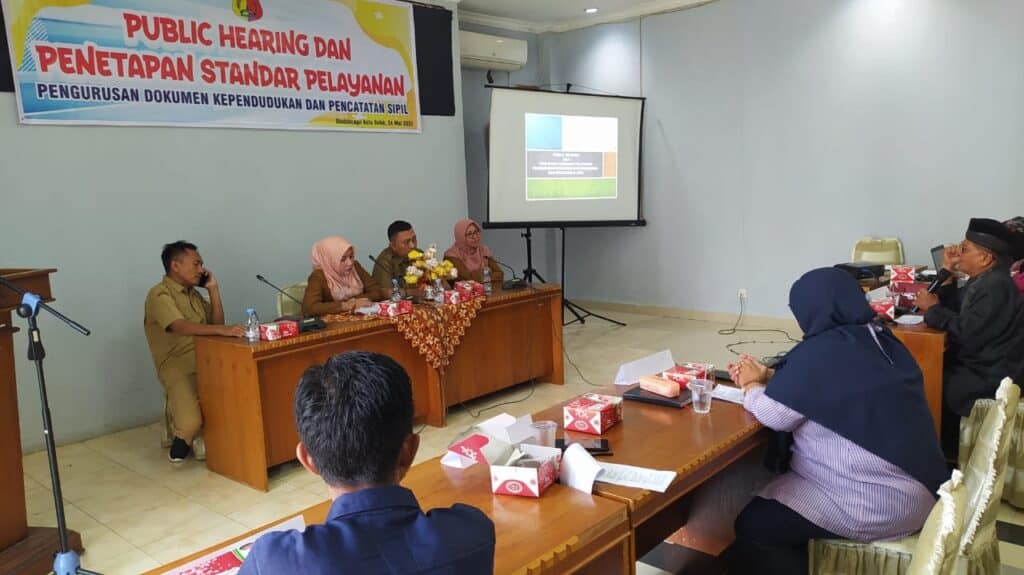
[258,322,281,341]
[441,413,536,469]
[661,363,709,386]
[490,444,561,498]
[890,281,929,295]
[443,290,461,305]
[456,280,487,299]
[563,393,623,435]
[889,265,916,285]
[455,281,475,299]
[889,282,929,309]
[377,300,414,318]
[869,297,896,320]
[276,320,299,338]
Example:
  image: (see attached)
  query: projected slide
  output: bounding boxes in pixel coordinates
[525,114,618,201]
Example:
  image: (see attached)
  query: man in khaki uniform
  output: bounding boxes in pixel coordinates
[371,220,418,289]
[145,241,245,462]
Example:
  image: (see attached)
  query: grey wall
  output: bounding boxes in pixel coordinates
[459,23,558,282]
[3,15,467,451]
[472,0,1024,317]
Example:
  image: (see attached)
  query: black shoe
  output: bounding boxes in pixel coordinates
[168,437,191,463]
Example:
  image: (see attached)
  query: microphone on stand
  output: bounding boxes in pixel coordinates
[910,268,953,314]
[256,274,326,331]
[487,256,528,290]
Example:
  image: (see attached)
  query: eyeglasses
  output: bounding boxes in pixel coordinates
[465,229,481,238]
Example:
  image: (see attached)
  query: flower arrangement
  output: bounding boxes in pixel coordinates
[404,244,458,286]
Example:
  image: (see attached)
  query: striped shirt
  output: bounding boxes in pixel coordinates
[744,386,935,542]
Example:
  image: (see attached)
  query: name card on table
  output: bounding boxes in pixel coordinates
[614,350,676,386]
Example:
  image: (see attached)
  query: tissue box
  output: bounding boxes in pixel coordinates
[564,394,622,435]
[662,363,709,386]
[443,290,461,305]
[490,444,561,498]
[377,300,413,318]
[455,281,485,300]
[870,297,896,320]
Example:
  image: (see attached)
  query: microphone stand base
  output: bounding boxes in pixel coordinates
[272,316,327,332]
[299,317,327,332]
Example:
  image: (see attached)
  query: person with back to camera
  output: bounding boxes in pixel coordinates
[238,351,496,574]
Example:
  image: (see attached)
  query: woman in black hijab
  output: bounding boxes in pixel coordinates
[729,268,946,575]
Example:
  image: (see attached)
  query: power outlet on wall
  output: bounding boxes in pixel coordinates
[737,288,748,300]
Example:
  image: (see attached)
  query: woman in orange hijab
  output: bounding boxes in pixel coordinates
[302,236,384,316]
[444,219,504,285]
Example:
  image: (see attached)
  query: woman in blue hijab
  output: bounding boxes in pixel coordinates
[728,268,947,575]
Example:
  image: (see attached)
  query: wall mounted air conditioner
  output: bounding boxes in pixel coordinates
[459,30,528,71]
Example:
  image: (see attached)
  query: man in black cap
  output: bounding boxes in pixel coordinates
[916,217,1024,455]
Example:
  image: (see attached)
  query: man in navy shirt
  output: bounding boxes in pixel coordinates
[239,351,495,574]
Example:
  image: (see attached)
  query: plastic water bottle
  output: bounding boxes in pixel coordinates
[434,278,444,304]
[390,278,402,302]
[245,308,260,343]
[482,266,493,296]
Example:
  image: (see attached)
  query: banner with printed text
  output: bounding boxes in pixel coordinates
[0,0,421,132]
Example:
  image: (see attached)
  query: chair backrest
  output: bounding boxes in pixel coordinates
[960,377,1020,555]
[277,282,307,317]
[852,237,905,265]
[908,470,966,575]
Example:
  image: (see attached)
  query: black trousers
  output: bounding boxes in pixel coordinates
[729,497,839,575]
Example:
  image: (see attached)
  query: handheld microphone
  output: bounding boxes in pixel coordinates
[368,254,377,265]
[255,274,326,331]
[910,268,952,314]
[487,256,528,290]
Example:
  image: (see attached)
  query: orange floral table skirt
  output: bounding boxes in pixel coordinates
[321,298,484,372]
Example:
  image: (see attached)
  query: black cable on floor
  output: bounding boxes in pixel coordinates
[719,296,800,360]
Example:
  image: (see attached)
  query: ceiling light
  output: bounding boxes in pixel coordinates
[584,7,598,14]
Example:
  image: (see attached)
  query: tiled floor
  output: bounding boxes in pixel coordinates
[20,307,1024,573]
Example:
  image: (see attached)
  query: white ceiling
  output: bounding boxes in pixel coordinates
[457,0,715,33]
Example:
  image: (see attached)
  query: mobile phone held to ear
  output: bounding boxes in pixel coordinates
[555,437,611,455]
[198,271,210,287]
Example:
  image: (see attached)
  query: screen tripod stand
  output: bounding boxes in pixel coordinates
[519,228,626,327]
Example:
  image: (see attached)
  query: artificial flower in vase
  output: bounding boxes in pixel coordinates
[403,245,458,293]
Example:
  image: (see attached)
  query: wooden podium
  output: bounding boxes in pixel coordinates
[0,269,83,575]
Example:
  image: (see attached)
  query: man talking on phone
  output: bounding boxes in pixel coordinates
[144,241,246,463]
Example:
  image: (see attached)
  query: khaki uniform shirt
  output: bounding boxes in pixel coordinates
[372,246,409,289]
[144,276,211,377]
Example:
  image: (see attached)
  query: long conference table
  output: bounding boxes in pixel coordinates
[147,383,768,575]
[195,284,563,491]
[892,323,946,437]
[153,321,947,574]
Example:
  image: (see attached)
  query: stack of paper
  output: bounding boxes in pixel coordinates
[559,443,676,494]
[712,385,745,404]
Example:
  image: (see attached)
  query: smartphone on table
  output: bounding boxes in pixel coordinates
[555,437,611,455]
